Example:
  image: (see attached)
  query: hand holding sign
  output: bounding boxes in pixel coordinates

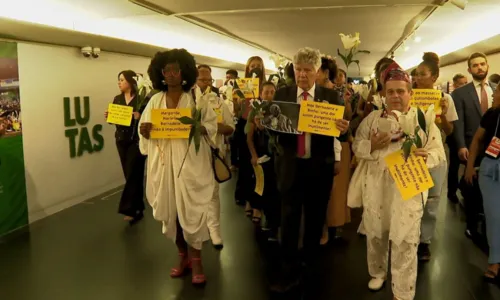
[335,119,349,134]
[439,97,449,116]
[140,122,152,139]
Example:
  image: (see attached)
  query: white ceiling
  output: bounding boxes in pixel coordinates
[141,0,437,76]
[395,0,500,70]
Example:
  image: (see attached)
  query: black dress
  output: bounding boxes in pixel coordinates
[112,94,147,219]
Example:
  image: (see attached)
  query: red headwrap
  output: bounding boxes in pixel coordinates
[382,61,411,84]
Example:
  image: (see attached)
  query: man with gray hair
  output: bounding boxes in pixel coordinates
[270,47,349,292]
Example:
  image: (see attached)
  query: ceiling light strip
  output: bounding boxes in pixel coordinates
[171,4,441,17]
[385,0,446,59]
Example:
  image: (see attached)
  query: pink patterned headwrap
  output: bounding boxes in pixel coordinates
[382,61,411,84]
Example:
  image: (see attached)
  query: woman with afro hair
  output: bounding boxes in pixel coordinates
[138,49,217,286]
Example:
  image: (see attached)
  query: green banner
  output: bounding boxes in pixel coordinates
[0,41,28,236]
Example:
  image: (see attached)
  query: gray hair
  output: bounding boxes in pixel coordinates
[293,47,322,71]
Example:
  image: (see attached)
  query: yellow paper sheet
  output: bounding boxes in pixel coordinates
[253,164,264,196]
[150,108,192,139]
[214,108,223,123]
[384,150,435,200]
[107,103,133,126]
[297,101,345,137]
[410,89,442,115]
[236,78,260,98]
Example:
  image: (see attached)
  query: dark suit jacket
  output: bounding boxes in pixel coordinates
[272,85,344,192]
[452,81,497,149]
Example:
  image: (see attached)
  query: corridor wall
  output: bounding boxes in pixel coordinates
[17,43,151,222]
[16,42,238,224]
[438,52,500,84]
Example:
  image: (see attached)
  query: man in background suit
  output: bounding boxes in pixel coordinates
[270,47,349,292]
[452,52,497,238]
[197,65,219,95]
[447,73,469,204]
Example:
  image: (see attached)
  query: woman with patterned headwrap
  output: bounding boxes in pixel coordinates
[348,62,446,300]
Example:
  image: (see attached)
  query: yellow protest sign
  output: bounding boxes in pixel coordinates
[214,108,223,123]
[297,101,345,137]
[410,89,442,115]
[236,78,260,98]
[253,164,264,196]
[107,103,133,126]
[150,108,192,139]
[384,150,434,200]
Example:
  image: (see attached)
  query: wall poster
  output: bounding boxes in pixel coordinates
[0,41,28,236]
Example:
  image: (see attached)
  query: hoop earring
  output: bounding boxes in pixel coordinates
[181,80,187,85]
[162,79,167,85]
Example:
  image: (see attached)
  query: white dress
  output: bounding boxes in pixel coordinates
[138,91,217,250]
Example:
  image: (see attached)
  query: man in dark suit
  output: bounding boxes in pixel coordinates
[197,64,219,94]
[452,52,497,237]
[270,47,349,292]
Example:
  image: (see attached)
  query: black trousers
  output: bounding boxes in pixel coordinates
[280,158,334,269]
[234,119,253,202]
[447,137,460,199]
[116,140,146,217]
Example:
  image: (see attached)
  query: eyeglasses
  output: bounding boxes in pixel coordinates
[162,68,181,77]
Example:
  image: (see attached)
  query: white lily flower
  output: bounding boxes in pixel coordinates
[399,107,418,135]
[339,32,361,50]
[134,74,153,96]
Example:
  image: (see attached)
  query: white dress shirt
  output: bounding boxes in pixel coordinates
[473,79,494,109]
[296,84,341,161]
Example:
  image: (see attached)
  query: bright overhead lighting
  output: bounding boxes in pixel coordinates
[0,0,278,70]
[404,46,410,52]
[414,36,422,43]
[450,0,468,10]
[398,8,500,70]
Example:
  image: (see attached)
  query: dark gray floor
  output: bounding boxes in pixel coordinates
[0,178,499,300]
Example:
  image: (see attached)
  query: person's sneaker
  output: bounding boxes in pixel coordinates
[211,231,223,250]
[418,243,431,261]
[368,278,385,291]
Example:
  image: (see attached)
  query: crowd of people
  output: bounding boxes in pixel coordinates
[0,95,21,137]
[104,46,500,300]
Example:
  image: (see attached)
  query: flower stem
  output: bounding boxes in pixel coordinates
[177,146,190,178]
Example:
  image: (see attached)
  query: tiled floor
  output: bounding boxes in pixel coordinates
[0,179,499,300]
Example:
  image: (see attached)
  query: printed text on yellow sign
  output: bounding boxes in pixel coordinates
[297,101,345,137]
[384,149,434,200]
[107,103,133,126]
[150,108,192,139]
